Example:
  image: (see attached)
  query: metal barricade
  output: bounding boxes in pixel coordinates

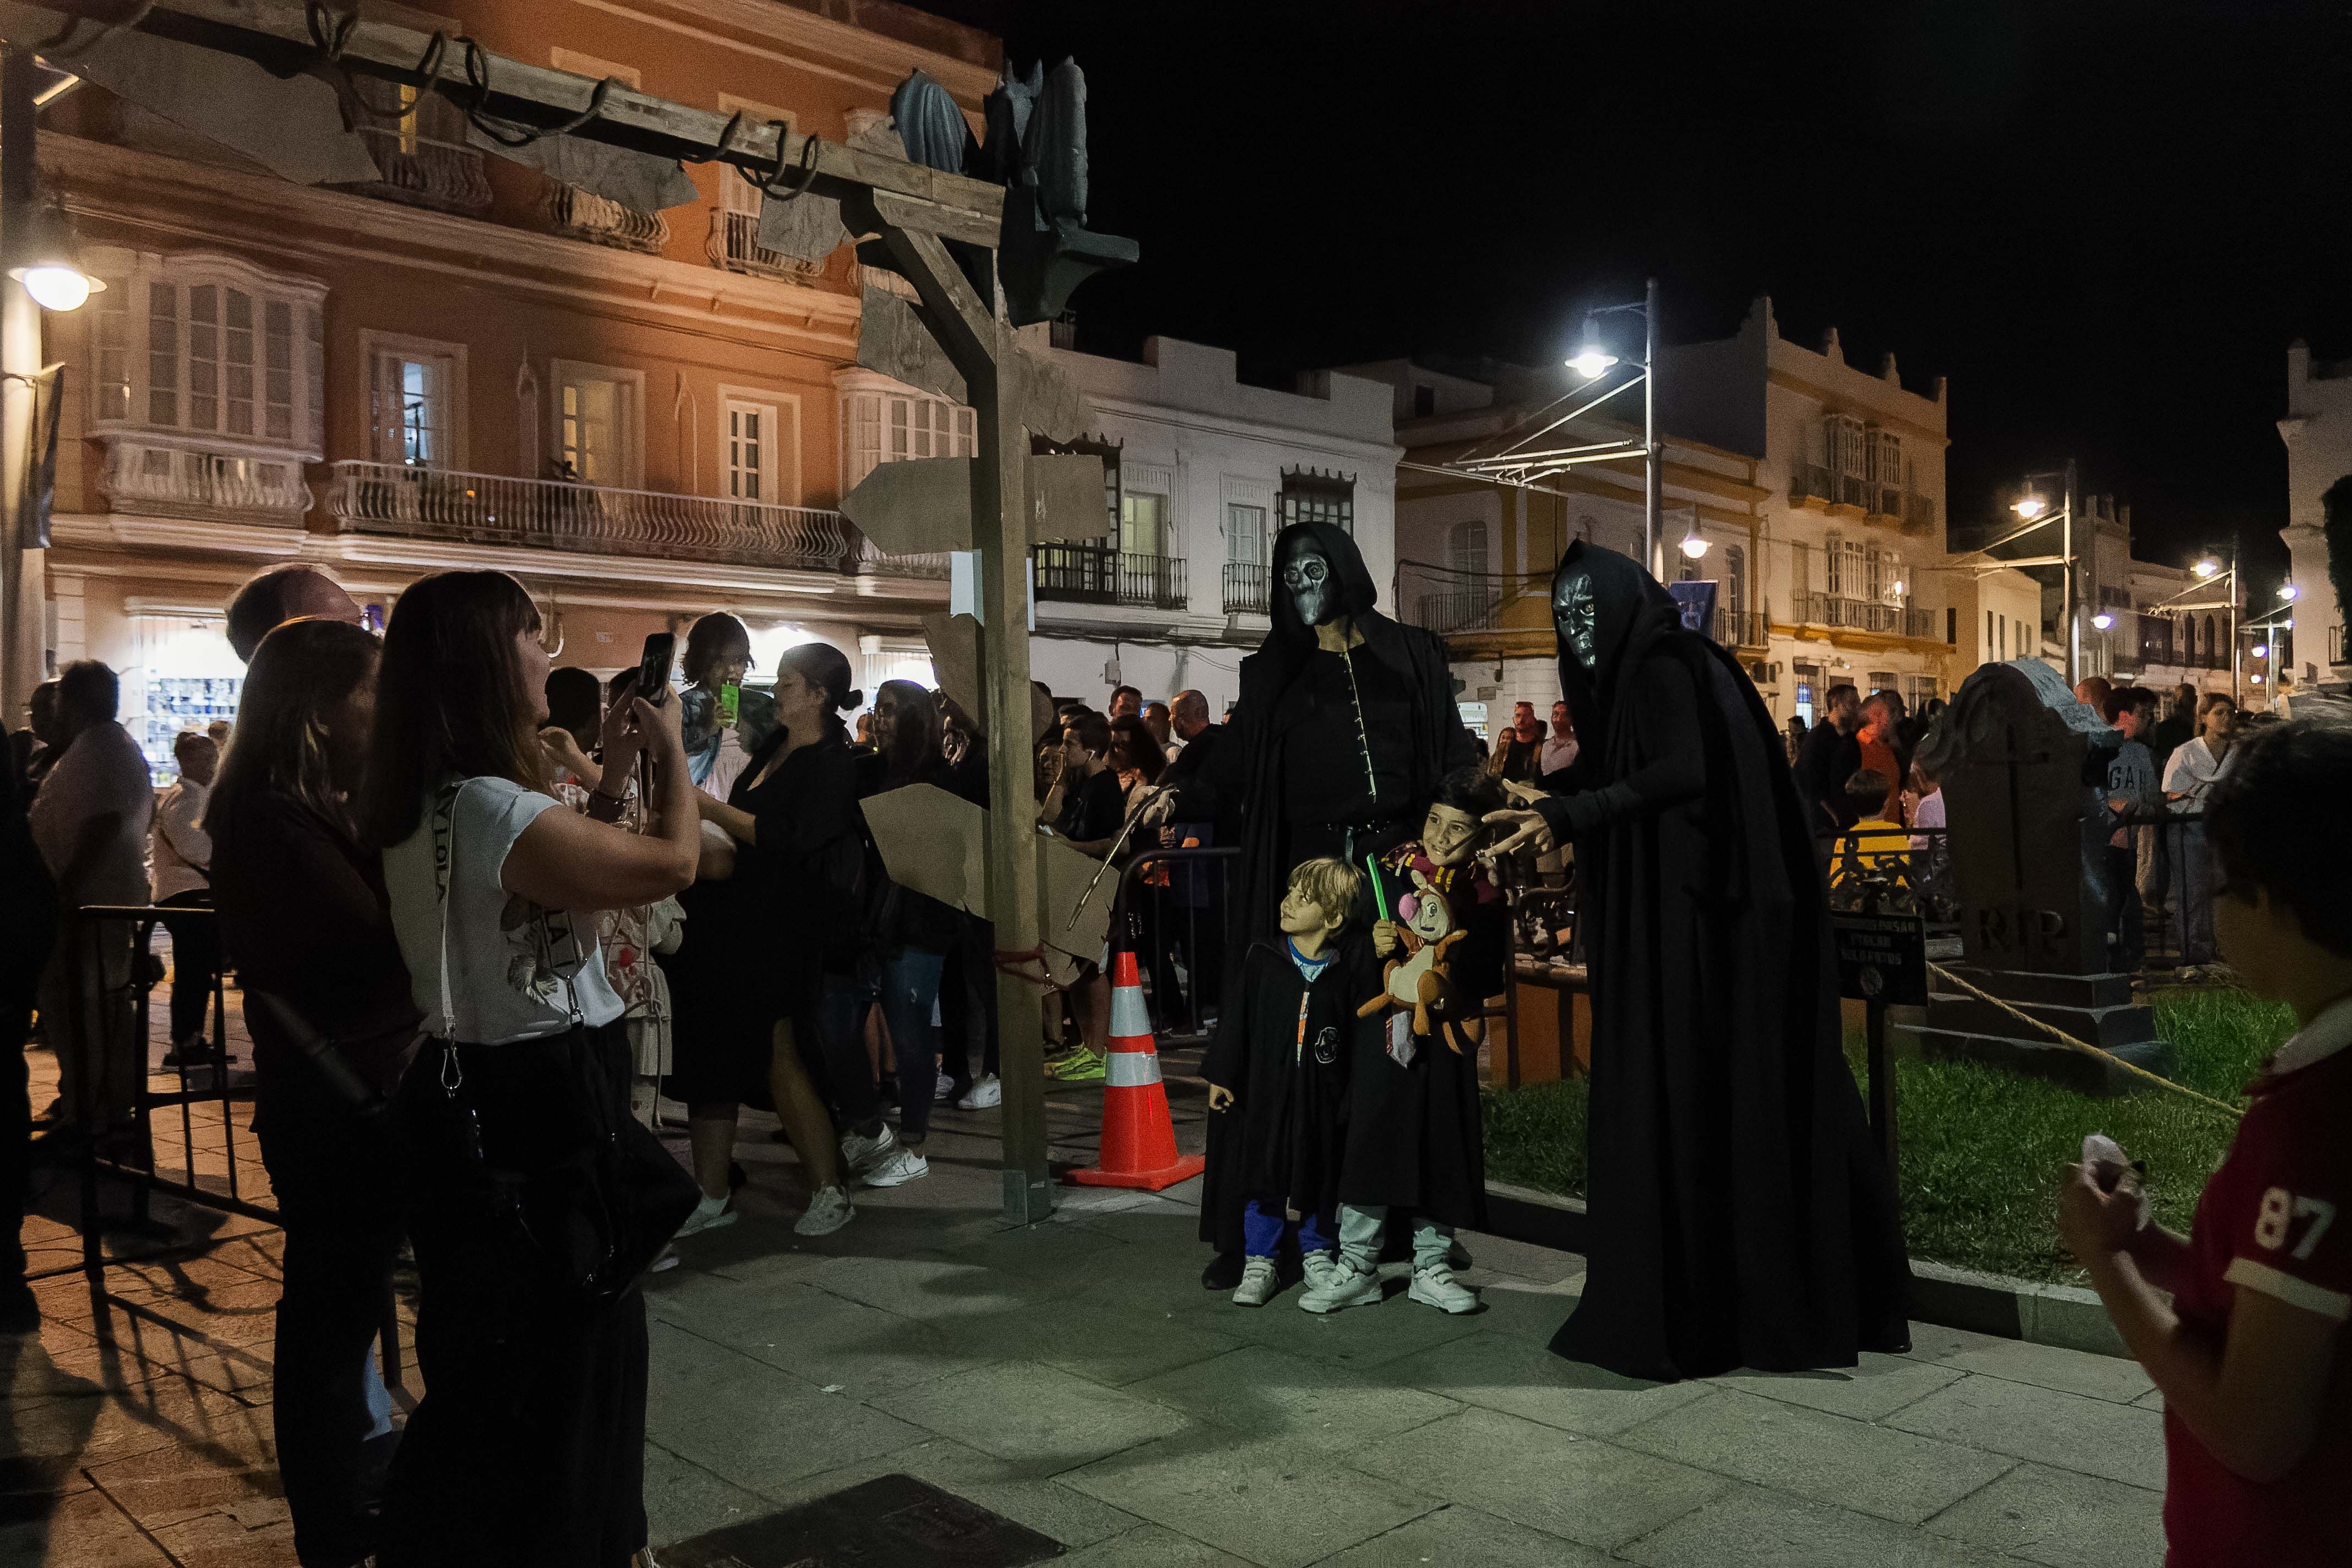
[1108,846,1242,1046]
[1825,826,1958,933]
[37,904,405,1393]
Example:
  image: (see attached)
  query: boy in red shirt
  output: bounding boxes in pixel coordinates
[2059,720,2352,1567]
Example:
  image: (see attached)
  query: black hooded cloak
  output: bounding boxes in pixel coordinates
[1197,520,1480,1256]
[1533,542,1910,1381]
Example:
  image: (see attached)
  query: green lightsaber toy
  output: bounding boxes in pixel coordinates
[1364,853,1388,920]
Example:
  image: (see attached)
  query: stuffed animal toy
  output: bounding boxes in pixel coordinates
[1358,868,1473,1050]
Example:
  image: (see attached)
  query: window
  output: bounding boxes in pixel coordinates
[1792,661,1822,725]
[1121,491,1167,558]
[88,251,327,458]
[365,335,465,469]
[721,394,802,505]
[1279,468,1353,535]
[552,361,643,487]
[1447,519,1488,578]
[840,385,976,490]
[1226,503,1265,565]
[1722,543,1747,624]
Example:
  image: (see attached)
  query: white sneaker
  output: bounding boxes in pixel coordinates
[647,1244,680,1273]
[795,1185,856,1237]
[839,1123,898,1176]
[957,1073,1002,1110]
[1298,1259,1382,1314]
[1231,1256,1281,1308]
[1408,1264,1481,1315]
[934,1077,960,1104]
[858,1145,929,1189]
[1300,1250,1340,1295]
[674,1193,738,1239]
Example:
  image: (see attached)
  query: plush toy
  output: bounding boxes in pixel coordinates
[1358,869,1473,1050]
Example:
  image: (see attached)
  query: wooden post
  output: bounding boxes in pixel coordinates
[0,46,43,721]
[865,210,1052,1223]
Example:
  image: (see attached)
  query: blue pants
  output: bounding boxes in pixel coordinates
[1243,1198,1334,1259]
[821,946,947,1142]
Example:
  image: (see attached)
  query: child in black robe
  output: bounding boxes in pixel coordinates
[1307,767,1507,1316]
[1201,858,1378,1308]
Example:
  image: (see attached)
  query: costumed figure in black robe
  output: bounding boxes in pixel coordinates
[1197,521,1482,1287]
[1304,766,1509,1316]
[1200,857,1379,1309]
[1488,541,1910,1380]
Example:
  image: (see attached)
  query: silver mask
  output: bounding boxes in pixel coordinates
[1554,569,1597,669]
[1282,544,1339,626]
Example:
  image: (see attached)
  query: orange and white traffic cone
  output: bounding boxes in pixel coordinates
[1065,949,1205,1191]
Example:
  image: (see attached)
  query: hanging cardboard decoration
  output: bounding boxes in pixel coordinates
[9,10,380,186]
[861,784,1113,983]
[756,184,847,262]
[840,452,1111,557]
[854,286,1091,446]
[466,121,699,215]
[921,611,982,721]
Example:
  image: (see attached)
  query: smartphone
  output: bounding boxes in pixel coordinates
[718,680,741,727]
[636,632,675,706]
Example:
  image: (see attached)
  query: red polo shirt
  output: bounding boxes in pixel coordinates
[2162,996,2352,1567]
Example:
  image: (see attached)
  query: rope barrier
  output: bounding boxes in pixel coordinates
[1925,961,2244,1120]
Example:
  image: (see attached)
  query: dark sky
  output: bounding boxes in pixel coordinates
[909,0,2352,588]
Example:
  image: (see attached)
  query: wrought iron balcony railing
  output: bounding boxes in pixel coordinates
[707,209,826,283]
[1031,543,1188,609]
[1221,560,1268,615]
[327,461,940,580]
[546,184,668,253]
[349,127,494,215]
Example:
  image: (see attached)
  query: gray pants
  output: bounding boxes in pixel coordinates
[2178,823,2219,965]
[39,916,140,1130]
[1337,1203,1453,1273]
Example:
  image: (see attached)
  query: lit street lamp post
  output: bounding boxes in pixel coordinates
[2004,459,2080,684]
[1567,277,1663,575]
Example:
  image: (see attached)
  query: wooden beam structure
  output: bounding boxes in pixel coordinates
[3,0,1115,1223]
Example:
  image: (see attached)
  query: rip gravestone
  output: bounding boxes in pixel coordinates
[1906,658,2172,1094]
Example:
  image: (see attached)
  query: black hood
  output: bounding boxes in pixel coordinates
[1268,520,1379,646]
[1551,540,1679,745]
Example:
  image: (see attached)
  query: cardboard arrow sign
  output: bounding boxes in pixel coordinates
[840,451,1112,556]
[854,286,1092,445]
[861,783,1113,983]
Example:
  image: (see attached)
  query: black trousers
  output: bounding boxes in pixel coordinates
[378,1024,648,1568]
[158,889,219,1044]
[253,1043,403,1565]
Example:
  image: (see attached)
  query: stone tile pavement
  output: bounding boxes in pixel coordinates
[7,1012,2174,1566]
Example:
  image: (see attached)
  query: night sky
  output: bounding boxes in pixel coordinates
[911,0,2352,588]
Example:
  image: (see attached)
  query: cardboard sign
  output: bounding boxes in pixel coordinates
[1832,911,1928,1005]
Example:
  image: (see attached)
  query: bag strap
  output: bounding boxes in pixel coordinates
[430,781,461,1043]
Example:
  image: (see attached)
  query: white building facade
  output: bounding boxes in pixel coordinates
[2277,340,2351,695]
[1024,337,1400,716]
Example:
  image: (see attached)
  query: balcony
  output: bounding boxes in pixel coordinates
[546,184,668,254]
[326,461,954,579]
[347,126,493,215]
[1707,607,1770,649]
[707,209,826,284]
[1790,463,1833,509]
[100,437,310,524]
[1414,587,1500,635]
[1031,542,1188,609]
[1221,560,1269,616]
[1799,593,1939,636]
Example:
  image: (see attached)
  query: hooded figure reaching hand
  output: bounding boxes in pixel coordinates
[1194,520,1482,1286]
[1487,541,1912,1381]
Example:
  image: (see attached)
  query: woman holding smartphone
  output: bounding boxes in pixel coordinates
[358,570,699,1568]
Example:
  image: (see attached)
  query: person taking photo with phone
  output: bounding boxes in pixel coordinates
[358,570,699,1568]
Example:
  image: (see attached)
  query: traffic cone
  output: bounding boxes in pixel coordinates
[1065,949,1206,1191]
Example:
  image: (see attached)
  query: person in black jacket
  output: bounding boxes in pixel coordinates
[207,618,420,1566]
[1202,857,1375,1309]
[825,679,963,1169]
[1485,542,1910,1382]
[0,716,56,1332]
[1794,682,1864,857]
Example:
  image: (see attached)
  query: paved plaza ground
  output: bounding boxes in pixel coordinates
[8,1005,2175,1568]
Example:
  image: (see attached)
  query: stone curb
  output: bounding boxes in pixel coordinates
[1480,1179,2131,1361]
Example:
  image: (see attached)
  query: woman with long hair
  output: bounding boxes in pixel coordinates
[669,641,903,1239]
[356,570,698,1568]
[677,610,775,798]
[207,618,414,1568]
[1108,712,1167,806]
[825,680,962,1157]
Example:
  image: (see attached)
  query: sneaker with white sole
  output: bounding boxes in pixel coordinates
[647,1244,681,1273]
[1231,1256,1281,1308]
[1408,1264,1480,1315]
[1298,1259,1382,1314]
[794,1185,856,1237]
[1300,1250,1340,1296]
[957,1073,1002,1110]
[839,1123,898,1177]
[934,1077,960,1104]
[673,1193,737,1239]
[858,1145,929,1189]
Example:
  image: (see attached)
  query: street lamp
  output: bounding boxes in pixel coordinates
[2279,582,2299,601]
[2092,611,2114,630]
[1997,464,2080,682]
[1678,511,1709,560]
[4,196,101,313]
[2193,557,2220,579]
[2012,493,2049,521]
[1561,279,1662,574]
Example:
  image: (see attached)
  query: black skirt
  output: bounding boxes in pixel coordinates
[377,1023,649,1568]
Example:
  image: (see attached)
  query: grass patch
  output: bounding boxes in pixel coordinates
[1482,987,2299,1283]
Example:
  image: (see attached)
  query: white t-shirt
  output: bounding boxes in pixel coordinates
[2162,736,2237,811]
[30,721,154,908]
[151,777,212,903]
[383,776,625,1044]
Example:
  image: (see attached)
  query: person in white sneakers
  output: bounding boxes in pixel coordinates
[1202,859,1376,1308]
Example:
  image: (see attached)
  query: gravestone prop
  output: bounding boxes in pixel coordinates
[1905,658,2172,1095]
